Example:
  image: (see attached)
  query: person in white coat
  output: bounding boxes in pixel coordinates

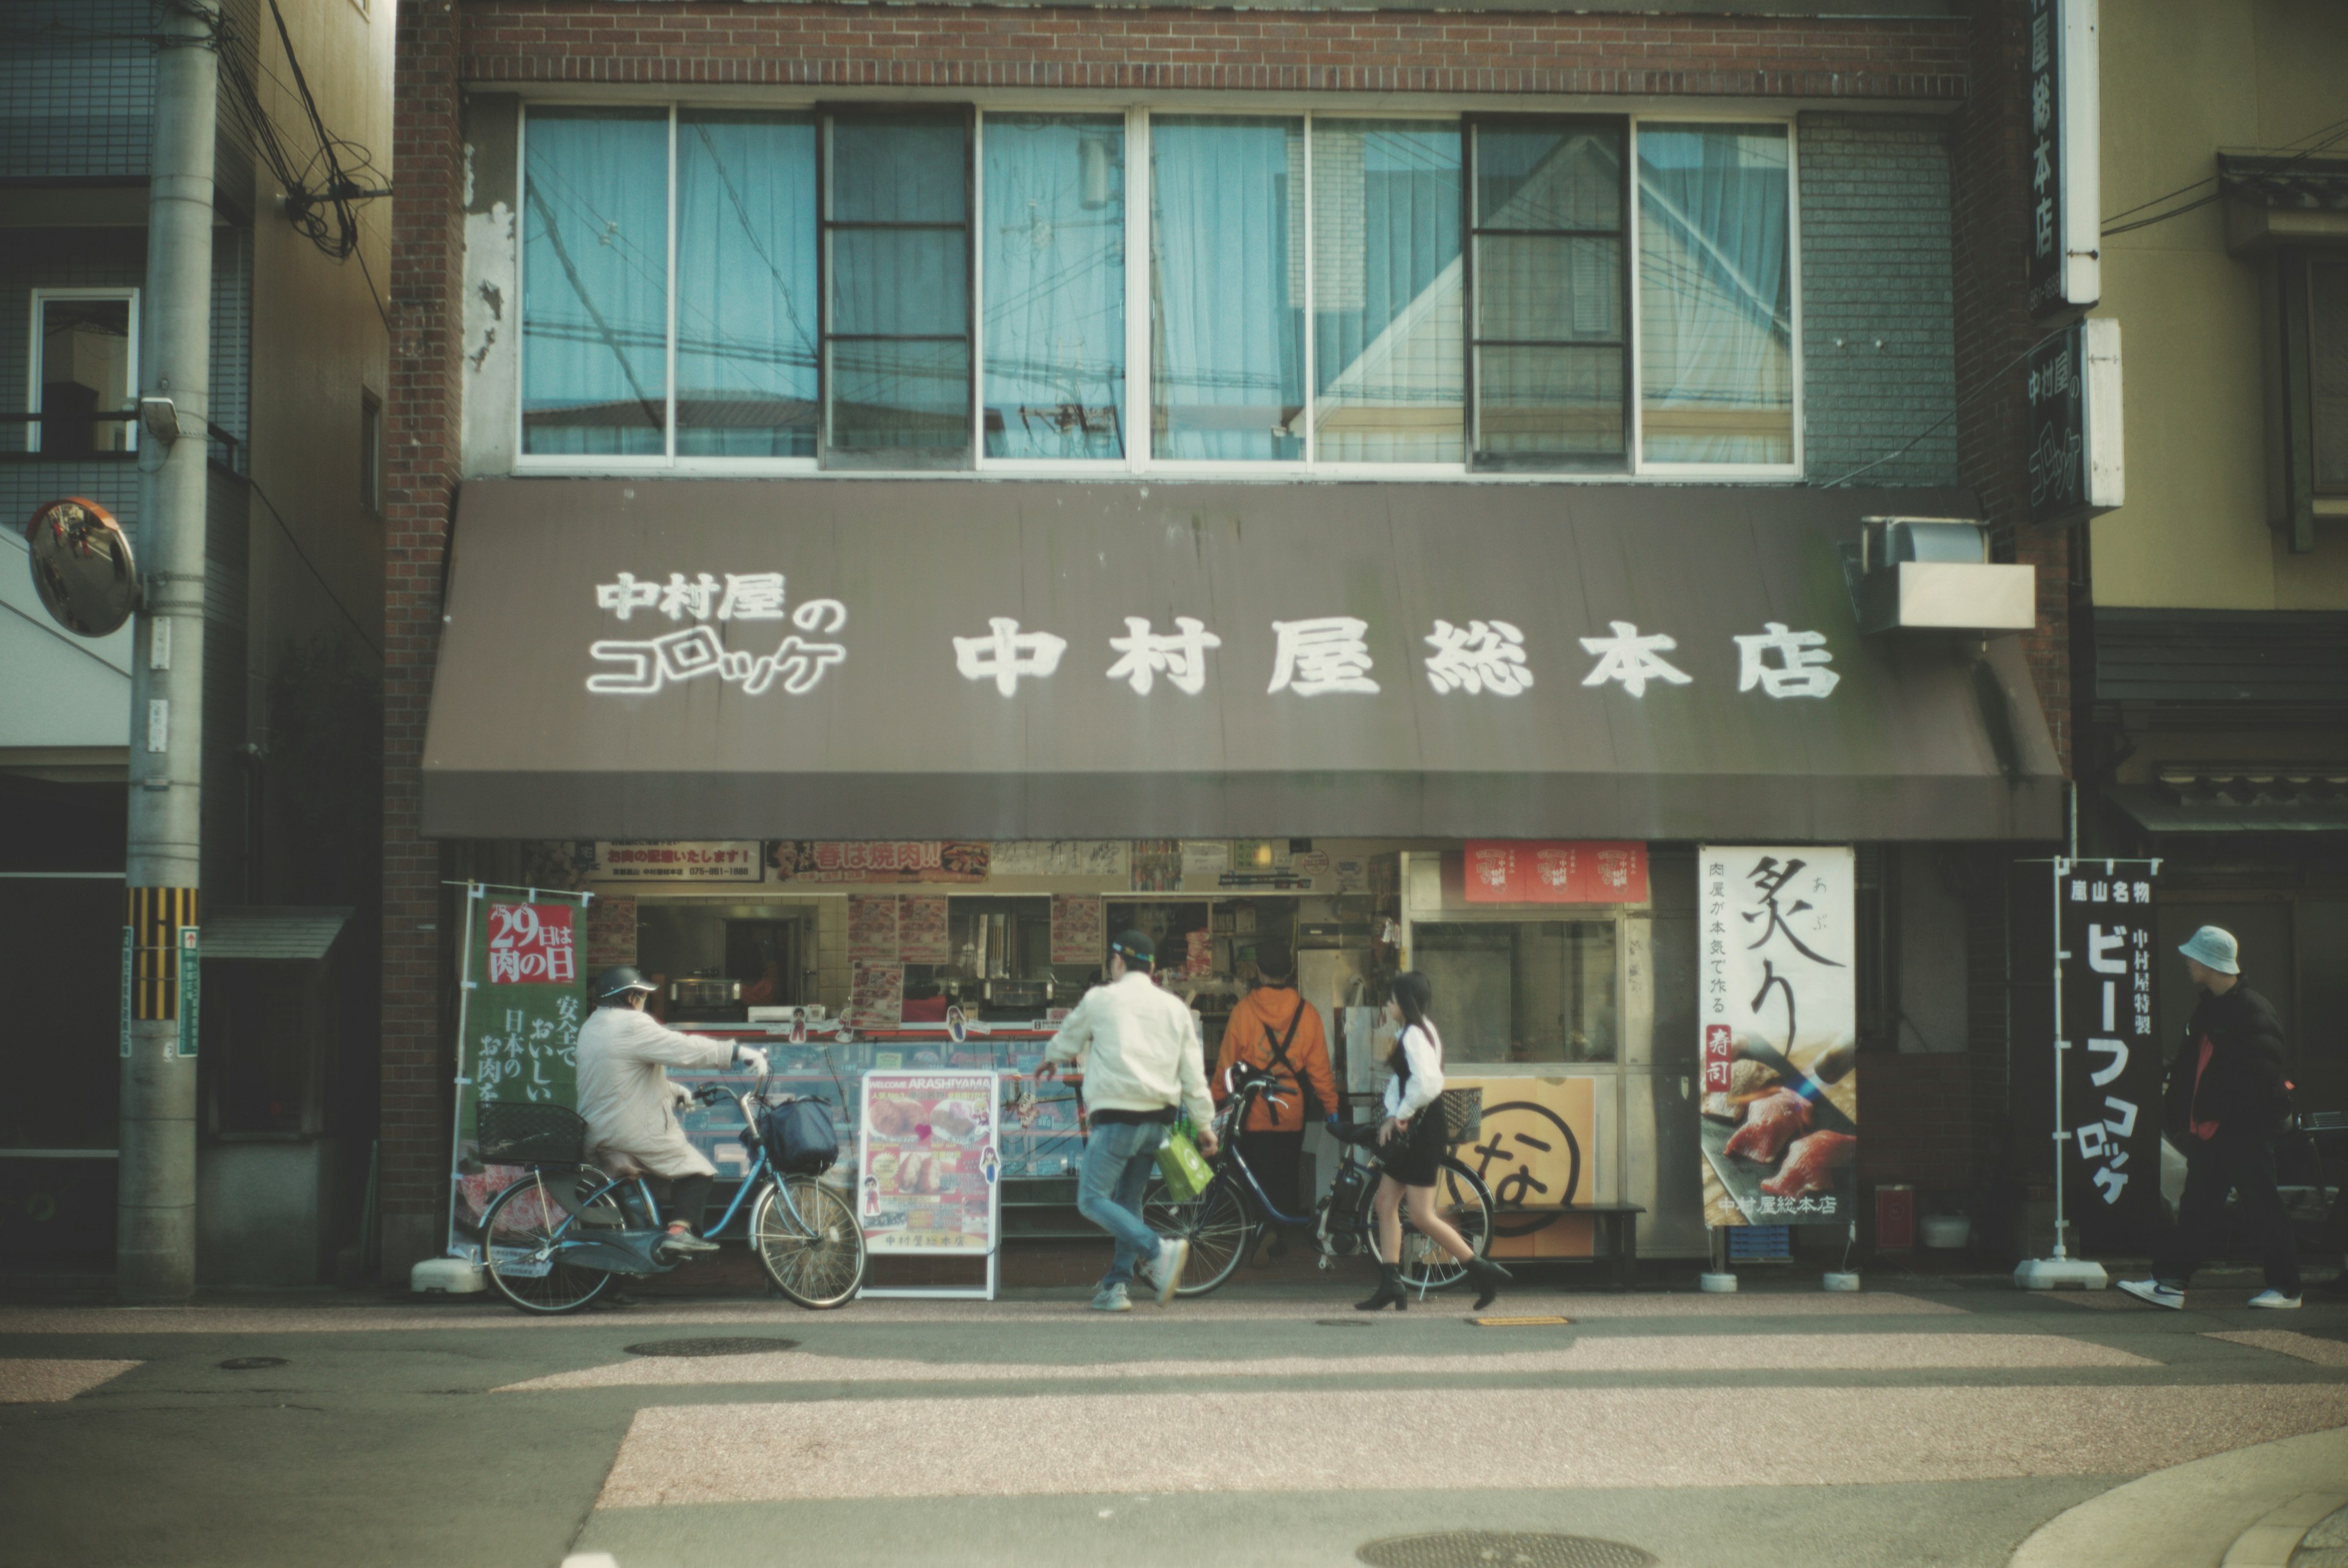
[576,966,767,1256]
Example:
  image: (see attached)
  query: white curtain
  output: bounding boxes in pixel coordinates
[521,109,669,456]
[983,116,1126,460]
[675,112,818,457]
[1637,123,1793,466]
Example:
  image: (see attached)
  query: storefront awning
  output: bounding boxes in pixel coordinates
[421,479,2062,843]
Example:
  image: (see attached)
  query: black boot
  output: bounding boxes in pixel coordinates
[1463,1256,1513,1311]
[1356,1263,1408,1312]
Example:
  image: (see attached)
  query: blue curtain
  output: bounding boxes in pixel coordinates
[983,115,1125,460]
[1151,117,1302,462]
[1313,121,1463,463]
[522,108,669,457]
[1637,123,1793,465]
[675,112,817,457]
[825,114,970,460]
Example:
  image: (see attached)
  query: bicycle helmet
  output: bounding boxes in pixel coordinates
[593,965,658,1004]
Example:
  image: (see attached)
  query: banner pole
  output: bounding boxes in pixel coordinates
[2015,855,2107,1290]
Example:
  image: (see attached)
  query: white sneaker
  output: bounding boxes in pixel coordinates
[2116,1278,2185,1310]
[2247,1290,2302,1309]
[1090,1284,1132,1312]
[1150,1239,1189,1306]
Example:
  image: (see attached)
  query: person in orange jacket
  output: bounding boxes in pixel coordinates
[1213,940,1338,1245]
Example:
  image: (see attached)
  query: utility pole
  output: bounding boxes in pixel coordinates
[119,0,220,1302]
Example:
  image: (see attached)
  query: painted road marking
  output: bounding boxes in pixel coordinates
[2207,1330,2348,1368]
[0,1358,142,1404]
[498,1331,2153,1394]
[596,1383,2348,1507]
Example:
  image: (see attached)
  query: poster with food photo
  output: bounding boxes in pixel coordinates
[858,1071,1001,1254]
[1048,894,1104,966]
[846,894,901,963]
[847,961,904,1031]
[899,895,951,965]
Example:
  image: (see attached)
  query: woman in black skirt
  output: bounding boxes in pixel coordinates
[1357,970,1511,1312]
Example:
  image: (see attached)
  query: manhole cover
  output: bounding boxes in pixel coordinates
[216,1356,287,1371]
[622,1337,798,1358]
[1357,1532,1657,1568]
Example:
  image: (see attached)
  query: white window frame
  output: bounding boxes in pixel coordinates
[26,287,141,455]
[506,99,1806,484]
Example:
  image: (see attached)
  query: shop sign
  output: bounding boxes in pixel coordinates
[587,572,848,696]
[2026,0,2100,316]
[176,927,200,1059]
[989,841,1130,880]
[1698,847,1858,1228]
[447,885,590,1257]
[1450,1077,1598,1259]
[858,1072,1002,1254]
[2054,859,2161,1245]
[2026,317,2124,524]
[767,841,991,884]
[593,841,762,881]
[1463,842,1650,905]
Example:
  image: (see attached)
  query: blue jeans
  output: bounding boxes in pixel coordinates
[1077,1119,1167,1289]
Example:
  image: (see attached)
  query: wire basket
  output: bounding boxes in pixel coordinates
[476,1100,588,1166]
[1438,1087,1483,1146]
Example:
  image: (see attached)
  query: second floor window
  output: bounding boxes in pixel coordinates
[515,105,1799,476]
[28,289,138,456]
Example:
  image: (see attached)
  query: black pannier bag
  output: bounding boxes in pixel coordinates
[759,1097,840,1176]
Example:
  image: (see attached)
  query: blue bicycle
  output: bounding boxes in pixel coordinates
[477,1081,866,1314]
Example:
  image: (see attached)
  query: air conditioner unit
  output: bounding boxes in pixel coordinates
[1853,517,2036,636]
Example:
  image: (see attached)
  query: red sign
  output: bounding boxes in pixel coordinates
[1461,842,1649,904]
[486,902,578,985]
[1704,1023,1734,1092]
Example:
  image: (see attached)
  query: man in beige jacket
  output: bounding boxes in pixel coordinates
[576,966,768,1256]
[1041,932,1218,1310]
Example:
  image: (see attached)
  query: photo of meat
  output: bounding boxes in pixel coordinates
[899,894,950,965]
[1700,1031,1859,1226]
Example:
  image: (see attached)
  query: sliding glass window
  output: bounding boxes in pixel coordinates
[1151,117,1305,462]
[824,109,972,468]
[1312,120,1464,463]
[521,108,670,456]
[1637,123,1793,466]
[983,115,1126,460]
[676,111,818,457]
[1468,119,1628,471]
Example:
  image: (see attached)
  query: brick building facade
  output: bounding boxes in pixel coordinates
[382,0,2069,1281]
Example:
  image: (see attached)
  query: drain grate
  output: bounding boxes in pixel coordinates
[622,1336,799,1358]
[216,1356,288,1371]
[1357,1532,1656,1568]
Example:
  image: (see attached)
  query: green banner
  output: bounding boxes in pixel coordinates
[449,886,591,1253]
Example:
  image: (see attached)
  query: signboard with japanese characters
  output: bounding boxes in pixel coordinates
[593,841,762,882]
[847,960,905,1031]
[1698,847,1859,1228]
[1449,1076,1600,1259]
[1049,894,1105,966]
[858,1071,1002,1254]
[2026,0,2100,317]
[767,841,991,884]
[448,886,591,1258]
[846,895,901,963]
[1463,842,1652,905]
[2056,859,2162,1245]
[2027,317,2125,525]
[899,895,951,965]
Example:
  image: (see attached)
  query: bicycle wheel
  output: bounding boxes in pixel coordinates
[1142,1176,1253,1297]
[481,1168,615,1315]
[751,1176,866,1309]
[1396,1160,1495,1293]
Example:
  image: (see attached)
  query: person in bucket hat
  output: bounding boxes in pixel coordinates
[2117,927,2301,1311]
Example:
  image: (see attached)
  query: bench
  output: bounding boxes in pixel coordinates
[1489,1202,1647,1290]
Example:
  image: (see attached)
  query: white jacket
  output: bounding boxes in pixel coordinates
[1044,971,1214,1127]
[574,1006,739,1178]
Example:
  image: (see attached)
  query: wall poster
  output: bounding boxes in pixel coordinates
[858,1071,1002,1254]
[899,894,951,966]
[1049,894,1104,965]
[846,894,901,963]
[1697,847,1858,1227]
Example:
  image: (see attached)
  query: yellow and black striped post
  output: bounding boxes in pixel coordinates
[127,886,198,1021]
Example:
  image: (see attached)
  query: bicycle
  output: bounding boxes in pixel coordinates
[1142,1066,1495,1298]
[476,1081,867,1315]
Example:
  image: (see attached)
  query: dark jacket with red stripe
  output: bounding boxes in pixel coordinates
[2162,985,2289,1143]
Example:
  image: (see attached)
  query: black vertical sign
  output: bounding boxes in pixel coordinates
[2026,0,2065,315]
[2056,861,2162,1246]
[2026,326,2084,524]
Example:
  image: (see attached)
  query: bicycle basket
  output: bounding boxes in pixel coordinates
[476,1100,588,1165]
[1438,1087,1483,1146]
[758,1097,840,1177]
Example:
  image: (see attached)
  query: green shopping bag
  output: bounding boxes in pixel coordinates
[1156,1121,1215,1201]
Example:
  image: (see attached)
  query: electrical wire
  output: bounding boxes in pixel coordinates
[1816,326,2070,491]
[245,475,383,659]
[2100,117,2348,238]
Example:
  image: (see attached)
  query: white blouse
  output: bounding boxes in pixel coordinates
[1382,1021,1445,1121]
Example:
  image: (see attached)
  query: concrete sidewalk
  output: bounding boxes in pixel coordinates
[2011,1424,2348,1568]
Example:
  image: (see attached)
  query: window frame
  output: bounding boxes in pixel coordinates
[506,98,1804,484]
[26,286,141,456]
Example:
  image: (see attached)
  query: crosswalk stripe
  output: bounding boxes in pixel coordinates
[0,1359,142,1404]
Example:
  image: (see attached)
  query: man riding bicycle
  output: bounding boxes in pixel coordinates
[576,966,769,1257]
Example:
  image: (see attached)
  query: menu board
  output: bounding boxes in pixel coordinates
[858,1071,1002,1254]
[991,841,1131,880]
[899,894,950,965]
[847,960,904,1031]
[585,895,637,968]
[1049,894,1104,965]
[1463,841,1652,905]
[847,894,901,962]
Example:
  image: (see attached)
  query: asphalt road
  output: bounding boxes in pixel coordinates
[3,1274,2345,1568]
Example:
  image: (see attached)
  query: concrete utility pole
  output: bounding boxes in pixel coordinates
[119,0,220,1302]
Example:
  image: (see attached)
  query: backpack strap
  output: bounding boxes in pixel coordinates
[1260,998,1315,1128]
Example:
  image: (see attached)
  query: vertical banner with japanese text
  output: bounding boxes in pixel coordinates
[1699,847,1859,1227]
[448,886,591,1257]
[2056,860,2161,1246]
